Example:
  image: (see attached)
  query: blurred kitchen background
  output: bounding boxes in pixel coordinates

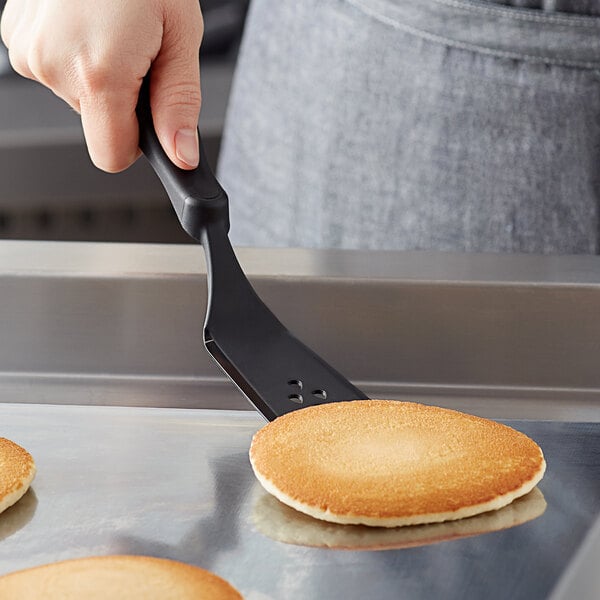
[0,0,248,243]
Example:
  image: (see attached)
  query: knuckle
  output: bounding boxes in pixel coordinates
[70,55,116,96]
[157,84,202,113]
[166,6,204,47]
[27,41,54,84]
[0,7,15,47]
[7,47,31,78]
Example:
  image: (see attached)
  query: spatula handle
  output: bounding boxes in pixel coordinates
[136,75,229,241]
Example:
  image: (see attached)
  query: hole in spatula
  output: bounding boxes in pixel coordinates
[312,389,328,401]
[288,393,303,404]
[287,379,303,389]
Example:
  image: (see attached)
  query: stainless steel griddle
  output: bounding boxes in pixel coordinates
[0,406,598,600]
[0,241,598,599]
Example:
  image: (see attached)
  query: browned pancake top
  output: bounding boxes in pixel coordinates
[0,556,242,599]
[0,438,35,502]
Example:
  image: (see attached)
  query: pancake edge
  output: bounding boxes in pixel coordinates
[0,446,36,515]
[251,457,547,528]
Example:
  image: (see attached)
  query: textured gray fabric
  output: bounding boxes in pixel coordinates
[486,1,600,16]
[218,0,600,253]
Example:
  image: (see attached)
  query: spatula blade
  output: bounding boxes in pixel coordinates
[202,222,368,421]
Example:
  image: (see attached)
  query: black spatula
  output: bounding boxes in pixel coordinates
[136,78,367,421]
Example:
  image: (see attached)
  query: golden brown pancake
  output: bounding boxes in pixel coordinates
[0,556,243,599]
[252,486,547,550]
[0,438,36,515]
[249,400,546,527]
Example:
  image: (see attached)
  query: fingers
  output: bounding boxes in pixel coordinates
[2,0,35,80]
[79,84,141,173]
[149,4,203,170]
[0,0,21,49]
[2,0,140,172]
[1,0,204,173]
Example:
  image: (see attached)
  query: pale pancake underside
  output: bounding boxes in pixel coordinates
[250,400,546,528]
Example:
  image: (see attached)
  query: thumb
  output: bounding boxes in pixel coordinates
[150,9,203,169]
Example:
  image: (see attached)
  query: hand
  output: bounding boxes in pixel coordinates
[1,0,203,172]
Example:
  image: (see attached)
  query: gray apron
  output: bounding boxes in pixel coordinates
[218,0,600,253]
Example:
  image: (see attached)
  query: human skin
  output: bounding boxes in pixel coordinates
[1,0,203,172]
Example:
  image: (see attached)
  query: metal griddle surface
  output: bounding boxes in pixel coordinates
[0,403,598,599]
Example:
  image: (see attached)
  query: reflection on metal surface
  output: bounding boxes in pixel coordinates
[549,515,600,600]
[251,487,547,551]
[0,489,37,542]
[112,451,252,573]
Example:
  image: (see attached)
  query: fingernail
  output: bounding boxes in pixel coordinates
[175,128,199,167]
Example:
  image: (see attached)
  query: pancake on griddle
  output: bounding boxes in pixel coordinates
[249,400,546,527]
[0,556,242,599]
[0,438,36,515]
